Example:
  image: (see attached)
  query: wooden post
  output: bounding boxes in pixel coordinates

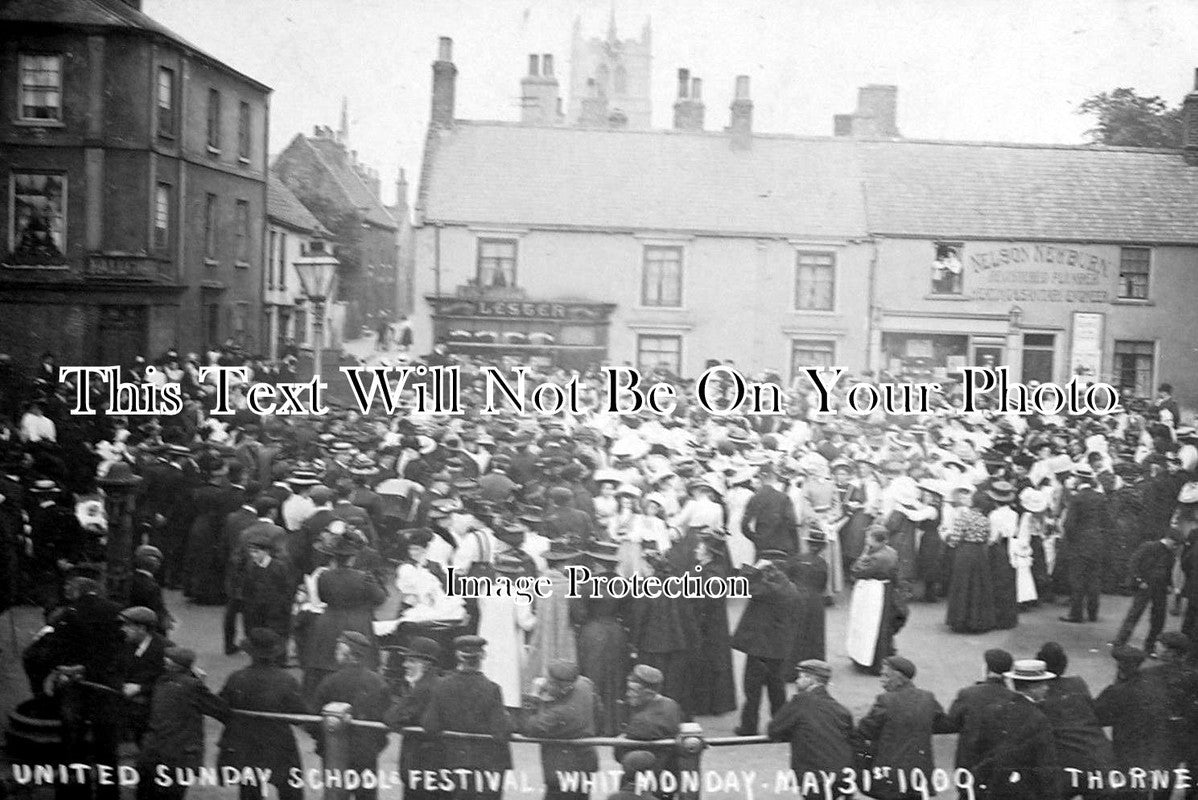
[675,721,705,800]
[321,701,353,800]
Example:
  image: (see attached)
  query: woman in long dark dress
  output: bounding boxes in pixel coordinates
[986,482,1019,630]
[836,461,873,580]
[570,543,631,736]
[678,535,737,717]
[914,480,945,602]
[945,487,997,634]
[300,526,388,698]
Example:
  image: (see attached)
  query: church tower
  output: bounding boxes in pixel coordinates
[567,7,652,128]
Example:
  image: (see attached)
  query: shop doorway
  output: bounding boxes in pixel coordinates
[972,338,1005,370]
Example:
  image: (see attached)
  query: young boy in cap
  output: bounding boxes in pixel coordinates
[766,659,855,793]
[857,655,947,800]
[520,660,599,800]
[615,665,682,799]
[115,606,167,742]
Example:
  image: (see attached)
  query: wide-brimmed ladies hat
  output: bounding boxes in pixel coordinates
[615,483,642,498]
[583,540,621,562]
[1019,487,1048,513]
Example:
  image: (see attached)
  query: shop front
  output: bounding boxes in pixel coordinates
[426,289,616,371]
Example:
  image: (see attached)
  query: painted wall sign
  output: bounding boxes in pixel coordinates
[427,296,616,322]
[966,243,1111,303]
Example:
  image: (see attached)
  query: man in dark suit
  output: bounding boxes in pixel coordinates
[137,648,230,800]
[519,660,599,800]
[1113,530,1179,653]
[299,485,336,574]
[311,632,391,800]
[972,660,1060,800]
[742,465,798,555]
[1060,465,1113,623]
[421,635,512,800]
[614,664,683,797]
[128,545,172,634]
[767,659,855,797]
[943,649,1018,776]
[114,606,167,742]
[1095,646,1174,795]
[218,629,306,800]
[731,552,800,736]
[332,481,377,543]
[222,497,260,654]
[857,656,948,800]
[384,637,444,800]
[241,531,293,644]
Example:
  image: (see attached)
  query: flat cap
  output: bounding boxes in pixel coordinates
[453,635,487,654]
[884,655,916,680]
[337,631,373,654]
[1159,631,1191,654]
[164,647,196,670]
[795,659,832,681]
[547,660,580,683]
[119,606,159,626]
[1112,645,1146,667]
[628,664,664,687]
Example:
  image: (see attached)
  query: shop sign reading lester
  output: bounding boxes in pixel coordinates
[967,243,1111,303]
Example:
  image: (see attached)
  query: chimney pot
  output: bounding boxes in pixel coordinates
[543,54,554,77]
[1182,68,1198,160]
[430,36,458,129]
[438,37,453,61]
[677,69,690,99]
[735,75,750,100]
[730,75,753,150]
[528,54,539,76]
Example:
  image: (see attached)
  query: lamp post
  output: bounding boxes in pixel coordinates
[294,243,339,383]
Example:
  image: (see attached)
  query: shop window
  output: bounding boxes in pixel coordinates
[642,245,682,307]
[931,242,964,295]
[157,67,176,136]
[794,251,835,311]
[476,239,517,288]
[790,339,836,383]
[1118,247,1150,299]
[1113,340,1155,398]
[19,54,62,122]
[233,301,249,343]
[8,171,67,265]
[637,334,682,377]
[1022,333,1055,384]
[205,303,221,346]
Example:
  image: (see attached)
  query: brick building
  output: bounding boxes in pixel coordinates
[272,119,398,337]
[0,0,270,366]
[413,36,1198,408]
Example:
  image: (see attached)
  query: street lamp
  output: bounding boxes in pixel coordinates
[294,243,339,382]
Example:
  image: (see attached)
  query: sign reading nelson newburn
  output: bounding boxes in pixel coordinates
[965,243,1112,304]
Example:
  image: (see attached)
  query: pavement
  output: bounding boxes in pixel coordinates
[0,587,1166,799]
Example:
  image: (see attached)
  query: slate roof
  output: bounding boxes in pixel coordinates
[421,122,868,238]
[302,137,398,230]
[1,0,269,92]
[267,173,325,235]
[861,139,1198,244]
[421,121,1198,245]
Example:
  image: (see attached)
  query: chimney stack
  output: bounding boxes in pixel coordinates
[430,37,457,129]
[856,85,898,137]
[673,69,705,132]
[729,75,753,150]
[1184,69,1198,164]
[520,51,561,125]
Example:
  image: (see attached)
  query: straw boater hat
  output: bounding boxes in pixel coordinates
[593,469,621,486]
[987,480,1016,503]
[1003,659,1056,682]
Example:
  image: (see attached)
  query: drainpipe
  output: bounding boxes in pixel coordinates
[433,222,443,296]
[866,238,878,372]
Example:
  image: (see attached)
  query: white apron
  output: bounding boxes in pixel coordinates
[845,578,886,667]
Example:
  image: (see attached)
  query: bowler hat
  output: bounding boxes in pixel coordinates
[547,660,580,683]
[401,636,443,664]
[240,628,286,661]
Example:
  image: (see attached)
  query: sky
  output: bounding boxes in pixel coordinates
[143,0,1198,207]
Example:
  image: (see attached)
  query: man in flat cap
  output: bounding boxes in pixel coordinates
[115,606,168,742]
[421,635,512,799]
[519,660,599,800]
[857,656,947,800]
[1095,646,1173,796]
[767,660,855,797]
[613,664,683,797]
[942,649,1018,779]
[137,648,230,800]
[217,629,306,800]
[384,637,445,800]
[311,632,390,800]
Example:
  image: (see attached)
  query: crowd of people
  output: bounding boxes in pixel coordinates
[3,344,1198,800]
